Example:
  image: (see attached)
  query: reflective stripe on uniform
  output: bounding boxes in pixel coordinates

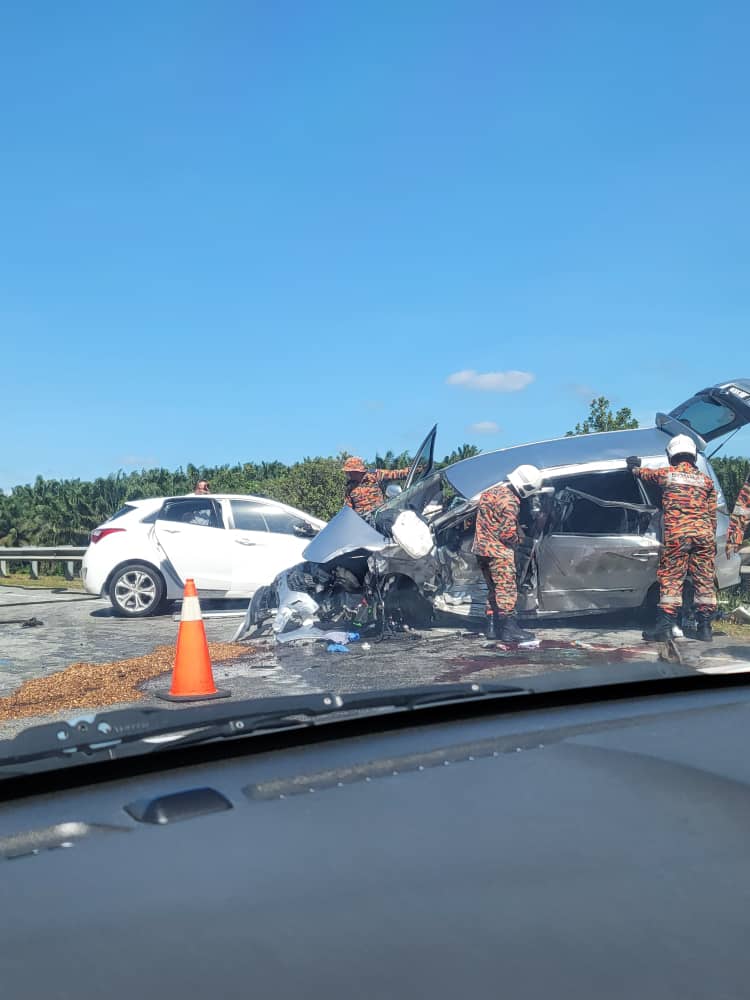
[665,472,705,487]
[732,505,750,518]
[694,592,717,607]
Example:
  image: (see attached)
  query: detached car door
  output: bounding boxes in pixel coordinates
[227,500,318,597]
[152,497,233,593]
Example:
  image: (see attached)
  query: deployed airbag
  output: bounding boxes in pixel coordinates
[391,511,435,559]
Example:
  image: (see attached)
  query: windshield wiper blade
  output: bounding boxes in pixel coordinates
[0,683,529,767]
[0,693,346,766]
[164,682,531,750]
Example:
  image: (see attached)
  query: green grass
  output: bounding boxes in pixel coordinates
[717,620,750,638]
[0,573,84,591]
[717,583,750,612]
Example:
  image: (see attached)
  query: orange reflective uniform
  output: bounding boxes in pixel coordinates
[471,483,521,616]
[634,461,717,611]
[727,476,750,552]
[345,468,410,516]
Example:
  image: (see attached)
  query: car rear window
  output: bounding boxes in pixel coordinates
[106,505,136,523]
[159,499,223,528]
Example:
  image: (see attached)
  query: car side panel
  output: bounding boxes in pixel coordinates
[537,534,661,612]
[152,520,234,593]
[228,533,310,597]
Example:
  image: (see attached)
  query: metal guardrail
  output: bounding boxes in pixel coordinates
[0,547,87,581]
[0,542,748,584]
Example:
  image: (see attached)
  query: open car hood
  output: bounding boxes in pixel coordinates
[302,505,388,564]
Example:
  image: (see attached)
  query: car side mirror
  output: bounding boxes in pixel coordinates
[385,484,403,499]
[294,521,318,538]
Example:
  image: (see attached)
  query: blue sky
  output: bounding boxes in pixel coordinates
[1,1,749,490]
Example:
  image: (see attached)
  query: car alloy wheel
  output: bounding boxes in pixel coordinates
[109,562,165,618]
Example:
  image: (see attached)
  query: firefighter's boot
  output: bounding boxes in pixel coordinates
[498,615,536,643]
[642,608,678,642]
[695,611,714,643]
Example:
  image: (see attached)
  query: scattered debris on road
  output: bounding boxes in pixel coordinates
[0,616,44,628]
[0,641,251,722]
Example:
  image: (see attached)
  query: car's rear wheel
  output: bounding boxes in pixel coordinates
[108,562,166,618]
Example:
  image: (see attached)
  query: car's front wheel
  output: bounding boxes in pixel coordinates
[108,562,166,618]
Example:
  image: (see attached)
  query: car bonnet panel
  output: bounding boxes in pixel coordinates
[302,504,388,563]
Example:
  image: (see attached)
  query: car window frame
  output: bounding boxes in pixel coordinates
[545,469,656,538]
[157,498,225,529]
[227,499,271,533]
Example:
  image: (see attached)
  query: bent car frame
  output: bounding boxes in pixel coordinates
[242,380,750,637]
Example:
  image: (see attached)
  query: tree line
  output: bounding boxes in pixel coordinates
[0,445,482,547]
[1,451,747,550]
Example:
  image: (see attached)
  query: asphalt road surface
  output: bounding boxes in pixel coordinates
[1,585,749,740]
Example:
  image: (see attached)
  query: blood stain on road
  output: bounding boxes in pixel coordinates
[436,639,647,683]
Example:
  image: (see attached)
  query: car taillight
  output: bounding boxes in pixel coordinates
[90,527,126,544]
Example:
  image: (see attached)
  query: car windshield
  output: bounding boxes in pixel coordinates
[1,8,750,777]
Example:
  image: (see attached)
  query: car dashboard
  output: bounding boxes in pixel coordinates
[2,678,750,998]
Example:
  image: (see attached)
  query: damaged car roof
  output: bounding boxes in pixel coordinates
[444,427,676,500]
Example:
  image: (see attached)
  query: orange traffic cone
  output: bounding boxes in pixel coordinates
[157,579,230,701]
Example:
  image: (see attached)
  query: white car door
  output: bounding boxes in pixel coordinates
[228,500,316,596]
[152,497,234,593]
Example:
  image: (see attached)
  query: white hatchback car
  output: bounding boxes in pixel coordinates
[82,494,326,617]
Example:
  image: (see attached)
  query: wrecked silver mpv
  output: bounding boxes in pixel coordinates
[240,380,750,638]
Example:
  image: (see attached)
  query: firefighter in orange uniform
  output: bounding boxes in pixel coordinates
[342,457,411,516]
[627,434,717,642]
[472,464,543,642]
[726,470,750,558]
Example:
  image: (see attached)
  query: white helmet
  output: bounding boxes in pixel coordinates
[666,434,697,462]
[507,464,543,498]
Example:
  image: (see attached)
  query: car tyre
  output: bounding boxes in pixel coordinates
[108,562,166,618]
[384,576,434,628]
[248,584,278,632]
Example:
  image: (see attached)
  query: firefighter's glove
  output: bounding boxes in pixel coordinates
[726,542,739,559]
[625,456,642,470]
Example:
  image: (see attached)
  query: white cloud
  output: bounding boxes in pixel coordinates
[468,421,501,434]
[119,454,159,469]
[567,383,598,400]
[446,369,535,392]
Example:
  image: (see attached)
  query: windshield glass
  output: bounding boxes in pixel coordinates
[1,9,749,775]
